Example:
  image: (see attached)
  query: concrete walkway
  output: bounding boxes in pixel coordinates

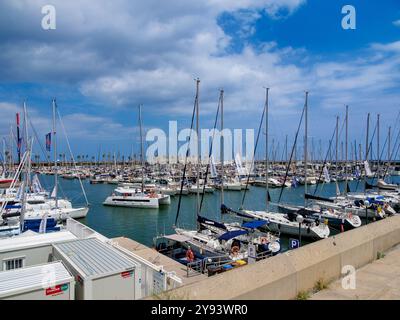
[311,244,400,300]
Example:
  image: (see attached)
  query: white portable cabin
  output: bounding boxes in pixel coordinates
[0,261,74,300]
[0,230,77,272]
[52,238,140,300]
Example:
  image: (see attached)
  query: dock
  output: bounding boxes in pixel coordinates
[112,237,208,286]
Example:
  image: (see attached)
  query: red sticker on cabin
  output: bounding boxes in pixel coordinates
[45,285,62,296]
[121,271,133,278]
[45,284,69,296]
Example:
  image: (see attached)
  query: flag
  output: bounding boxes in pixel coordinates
[16,113,21,153]
[323,166,331,183]
[45,133,51,152]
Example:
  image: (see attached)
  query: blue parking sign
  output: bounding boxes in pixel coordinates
[289,238,300,249]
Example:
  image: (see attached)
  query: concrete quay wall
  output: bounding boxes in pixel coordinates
[166,215,400,300]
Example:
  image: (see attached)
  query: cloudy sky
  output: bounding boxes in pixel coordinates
[0,0,400,160]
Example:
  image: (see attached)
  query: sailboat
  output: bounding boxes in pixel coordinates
[103,105,170,209]
[226,90,330,240]
[283,106,362,230]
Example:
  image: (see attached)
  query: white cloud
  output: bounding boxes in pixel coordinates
[393,19,400,27]
[0,0,399,153]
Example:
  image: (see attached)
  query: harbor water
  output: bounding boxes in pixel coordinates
[38,174,400,249]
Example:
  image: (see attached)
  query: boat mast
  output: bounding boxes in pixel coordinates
[304,91,308,206]
[344,105,348,195]
[377,114,380,177]
[139,104,144,193]
[195,78,200,217]
[335,115,339,198]
[52,98,58,208]
[388,126,391,163]
[220,89,224,205]
[265,87,270,211]
[23,101,31,189]
[365,113,370,192]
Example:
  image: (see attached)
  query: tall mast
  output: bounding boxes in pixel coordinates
[220,89,224,206]
[388,126,391,163]
[285,134,288,163]
[364,113,370,192]
[304,91,308,206]
[23,101,31,188]
[345,105,348,195]
[377,114,380,177]
[265,88,270,211]
[195,78,200,217]
[335,115,339,197]
[52,98,58,208]
[139,104,144,193]
[365,113,370,161]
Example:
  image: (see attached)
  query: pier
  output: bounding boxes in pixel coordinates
[158,215,400,300]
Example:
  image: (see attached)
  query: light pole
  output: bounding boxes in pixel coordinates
[296,215,304,247]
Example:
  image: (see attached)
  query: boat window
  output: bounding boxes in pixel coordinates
[113,198,151,203]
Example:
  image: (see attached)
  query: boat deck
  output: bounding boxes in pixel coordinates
[112,237,208,286]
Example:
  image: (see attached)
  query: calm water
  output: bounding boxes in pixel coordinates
[39,174,400,248]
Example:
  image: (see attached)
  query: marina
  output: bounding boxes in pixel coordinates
[1,1,400,306]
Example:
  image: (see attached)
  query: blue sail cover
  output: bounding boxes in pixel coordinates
[197,215,228,230]
[218,230,248,241]
[242,220,268,229]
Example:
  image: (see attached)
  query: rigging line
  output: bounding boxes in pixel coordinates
[56,105,89,206]
[313,123,337,195]
[277,104,306,203]
[175,89,197,226]
[382,126,400,179]
[240,103,266,209]
[29,120,49,165]
[199,93,221,213]
[355,118,378,191]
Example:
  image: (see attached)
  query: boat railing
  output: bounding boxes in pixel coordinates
[201,255,233,275]
[256,250,273,261]
[186,259,203,277]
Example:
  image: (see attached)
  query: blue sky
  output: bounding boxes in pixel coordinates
[0,0,400,160]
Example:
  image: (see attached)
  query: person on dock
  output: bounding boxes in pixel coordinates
[186,246,194,263]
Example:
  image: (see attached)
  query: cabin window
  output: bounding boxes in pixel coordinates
[3,257,25,271]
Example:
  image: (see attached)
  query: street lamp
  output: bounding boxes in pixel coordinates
[296,214,304,247]
[364,199,370,225]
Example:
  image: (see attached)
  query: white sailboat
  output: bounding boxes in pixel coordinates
[103,105,170,209]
